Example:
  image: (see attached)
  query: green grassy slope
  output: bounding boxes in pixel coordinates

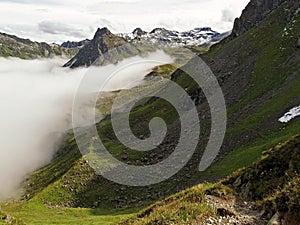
[120,135,300,224]
[1,204,135,225]
[200,0,300,177]
[0,210,25,225]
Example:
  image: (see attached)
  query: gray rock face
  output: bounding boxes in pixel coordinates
[63,27,138,68]
[231,0,286,38]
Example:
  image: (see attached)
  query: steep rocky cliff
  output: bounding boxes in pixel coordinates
[231,0,287,37]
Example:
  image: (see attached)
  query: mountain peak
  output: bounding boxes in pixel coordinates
[93,27,112,39]
[150,28,169,34]
[132,28,146,36]
[64,27,134,68]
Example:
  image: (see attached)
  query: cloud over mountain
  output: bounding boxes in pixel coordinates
[0,0,250,43]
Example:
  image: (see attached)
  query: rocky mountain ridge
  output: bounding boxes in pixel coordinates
[119,27,229,47]
[63,27,139,68]
[61,27,228,49]
[231,0,287,38]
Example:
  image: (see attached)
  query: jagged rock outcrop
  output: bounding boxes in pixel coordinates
[231,0,286,38]
[64,27,139,68]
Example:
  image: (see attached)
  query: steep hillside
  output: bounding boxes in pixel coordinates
[0,32,78,59]
[231,0,286,38]
[200,0,300,176]
[225,135,300,224]
[119,135,300,225]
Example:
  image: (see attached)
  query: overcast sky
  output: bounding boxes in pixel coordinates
[0,0,250,43]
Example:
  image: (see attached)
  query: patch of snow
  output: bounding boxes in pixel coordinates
[279,106,300,123]
[117,27,227,47]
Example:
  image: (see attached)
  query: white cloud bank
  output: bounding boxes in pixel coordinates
[0,51,173,198]
[0,0,250,43]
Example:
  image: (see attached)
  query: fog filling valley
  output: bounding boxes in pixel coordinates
[0,51,173,198]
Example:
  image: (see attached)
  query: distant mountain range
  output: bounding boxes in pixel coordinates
[61,27,229,49]
[0,32,79,59]
[0,26,227,64]
[119,27,229,47]
[63,27,228,68]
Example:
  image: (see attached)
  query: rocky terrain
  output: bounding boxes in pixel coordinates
[121,136,300,224]
[231,0,286,38]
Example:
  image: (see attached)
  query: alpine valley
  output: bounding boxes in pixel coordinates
[0,0,300,225]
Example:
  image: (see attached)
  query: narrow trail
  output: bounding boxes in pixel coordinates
[203,195,267,225]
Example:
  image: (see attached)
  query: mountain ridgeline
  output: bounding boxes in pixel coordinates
[0,32,79,59]
[0,26,226,66]
[61,27,228,50]
[62,26,227,68]
[119,27,229,47]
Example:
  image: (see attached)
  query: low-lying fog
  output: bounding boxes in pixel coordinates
[0,51,173,198]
